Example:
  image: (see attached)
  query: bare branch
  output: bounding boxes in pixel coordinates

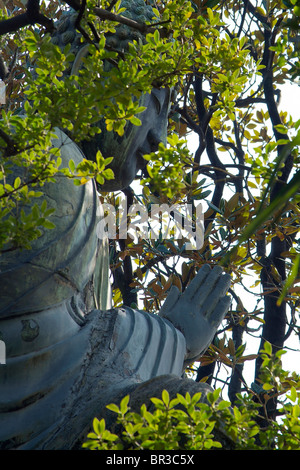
[0,0,54,36]
[0,128,18,156]
[241,0,269,25]
[93,7,158,35]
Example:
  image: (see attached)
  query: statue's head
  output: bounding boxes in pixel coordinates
[82,86,171,191]
[51,0,172,191]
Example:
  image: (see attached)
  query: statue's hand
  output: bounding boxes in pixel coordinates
[158,265,231,361]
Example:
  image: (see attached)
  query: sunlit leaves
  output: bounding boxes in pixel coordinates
[1,0,200,252]
[83,389,226,450]
[64,151,115,186]
[82,348,300,450]
[142,134,190,198]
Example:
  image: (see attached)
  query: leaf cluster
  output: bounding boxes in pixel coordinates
[82,343,300,450]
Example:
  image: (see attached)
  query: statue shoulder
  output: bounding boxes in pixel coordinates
[52,127,85,167]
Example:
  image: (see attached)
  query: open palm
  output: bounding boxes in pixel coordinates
[159,264,231,362]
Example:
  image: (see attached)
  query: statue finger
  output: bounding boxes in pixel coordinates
[198,271,231,315]
[191,265,226,307]
[159,285,181,317]
[183,264,211,299]
[209,295,231,328]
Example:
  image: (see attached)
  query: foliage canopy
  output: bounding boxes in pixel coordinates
[82,343,300,450]
[1,0,300,448]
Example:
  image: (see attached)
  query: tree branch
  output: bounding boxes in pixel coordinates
[0,0,54,36]
[262,24,293,195]
[0,128,18,156]
[193,74,226,225]
[93,7,160,36]
[65,1,166,36]
[0,0,168,42]
[241,0,269,25]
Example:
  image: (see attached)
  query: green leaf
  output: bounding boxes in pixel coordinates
[262,383,274,391]
[274,124,288,134]
[104,157,114,165]
[146,164,153,178]
[32,204,39,219]
[130,116,142,126]
[102,168,115,180]
[41,199,47,212]
[43,220,56,230]
[69,159,75,172]
[154,29,160,44]
[93,417,105,435]
[191,392,202,406]
[218,400,231,410]
[120,395,130,414]
[263,341,273,356]
[207,201,222,214]
[106,403,120,414]
[162,389,170,407]
[150,397,164,409]
[96,174,105,184]
[289,387,297,403]
[14,177,21,189]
